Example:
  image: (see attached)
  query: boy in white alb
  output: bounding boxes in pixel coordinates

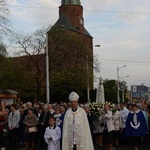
[44,116,61,150]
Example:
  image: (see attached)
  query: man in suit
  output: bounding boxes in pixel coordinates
[38,105,49,149]
[84,105,95,133]
[8,104,20,150]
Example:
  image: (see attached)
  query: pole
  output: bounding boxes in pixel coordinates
[46,33,50,103]
[122,89,124,102]
[117,65,126,104]
[86,55,90,103]
[117,67,120,104]
[122,81,125,102]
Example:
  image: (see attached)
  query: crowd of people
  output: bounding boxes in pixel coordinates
[0,92,150,150]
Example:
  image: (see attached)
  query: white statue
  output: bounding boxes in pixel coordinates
[96,77,105,103]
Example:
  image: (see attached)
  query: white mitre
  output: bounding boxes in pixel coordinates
[69,91,79,101]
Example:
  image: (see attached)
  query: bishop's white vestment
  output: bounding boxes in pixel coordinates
[62,107,94,150]
[44,126,61,150]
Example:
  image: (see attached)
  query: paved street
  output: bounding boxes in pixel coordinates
[4,136,150,150]
[95,144,149,150]
[16,144,150,150]
[9,137,150,150]
[94,137,150,150]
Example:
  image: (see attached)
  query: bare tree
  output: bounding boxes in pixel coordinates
[0,42,7,61]
[13,28,47,101]
[0,0,10,34]
[12,26,94,101]
[0,42,7,55]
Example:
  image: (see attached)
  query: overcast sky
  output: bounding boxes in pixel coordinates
[7,0,150,89]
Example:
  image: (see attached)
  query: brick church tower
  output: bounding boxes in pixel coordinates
[48,0,93,91]
[59,0,84,33]
[56,0,93,38]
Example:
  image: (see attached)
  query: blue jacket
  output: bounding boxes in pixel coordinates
[125,110,147,137]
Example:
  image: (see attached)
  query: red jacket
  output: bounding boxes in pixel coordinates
[0,116,5,131]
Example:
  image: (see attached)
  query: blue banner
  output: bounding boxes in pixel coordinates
[131,85,149,101]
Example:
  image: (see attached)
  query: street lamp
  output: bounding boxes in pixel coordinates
[46,32,50,103]
[87,44,100,103]
[86,55,90,103]
[95,45,100,47]
[119,76,129,102]
[121,81,126,103]
[117,65,126,104]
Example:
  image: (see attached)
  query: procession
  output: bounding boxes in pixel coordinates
[0,0,150,150]
[0,89,150,150]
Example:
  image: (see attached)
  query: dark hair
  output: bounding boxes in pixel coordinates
[10,104,18,110]
[120,102,126,105]
[55,107,59,110]
[132,104,138,108]
[60,105,66,111]
[127,103,132,109]
[21,106,25,109]
[38,107,43,112]
[49,116,55,121]
[28,108,33,112]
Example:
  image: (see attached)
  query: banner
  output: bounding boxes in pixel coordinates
[131,85,149,102]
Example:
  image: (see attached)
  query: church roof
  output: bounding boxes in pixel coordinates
[53,13,92,37]
[61,0,81,6]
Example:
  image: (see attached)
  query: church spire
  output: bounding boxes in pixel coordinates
[61,0,81,6]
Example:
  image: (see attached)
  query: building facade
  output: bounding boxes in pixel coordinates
[48,0,93,90]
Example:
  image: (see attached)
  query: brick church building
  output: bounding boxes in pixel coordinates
[9,0,94,102]
[47,0,93,89]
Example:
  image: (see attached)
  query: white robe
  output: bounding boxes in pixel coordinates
[44,126,61,150]
[120,107,129,128]
[62,107,94,150]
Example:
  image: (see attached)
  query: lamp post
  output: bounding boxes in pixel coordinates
[119,76,129,102]
[46,32,50,103]
[87,44,100,103]
[117,65,126,104]
[95,45,100,47]
[86,55,90,103]
[121,81,126,103]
